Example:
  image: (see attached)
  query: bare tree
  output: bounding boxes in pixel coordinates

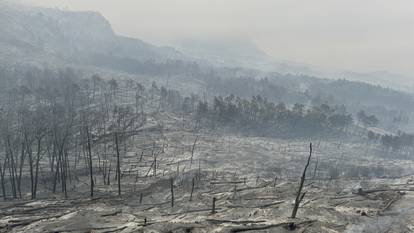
[189,135,199,169]
[86,126,94,197]
[115,132,121,196]
[0,159,6,200]
[291,142,312,219]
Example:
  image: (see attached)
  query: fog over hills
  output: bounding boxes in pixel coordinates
[172,39,315,74]
[1,1,413,93]
[173,38,414,93]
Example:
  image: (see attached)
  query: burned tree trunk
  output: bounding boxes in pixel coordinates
[190,135,199,169]
[86,126,94,197]
[115,132,121,196]
[6,137,17,199]
[0,158,7,200]
[170,178,174,207]
[189,177,195,201]
[153,157,157,177]
[33,136,43,199]
[17,142,26,199]
[291,142,312,219]
[24,135,35,199]
[211,197,217,214]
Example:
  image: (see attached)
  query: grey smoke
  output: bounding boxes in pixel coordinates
[21,0,414,77]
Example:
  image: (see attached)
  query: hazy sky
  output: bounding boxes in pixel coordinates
[23,0,414,76]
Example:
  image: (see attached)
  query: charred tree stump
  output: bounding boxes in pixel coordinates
[153,157,157,177]
[107,163,111,185]
[170,178,174,207]
[233,185,237,199]
[190,177,195,201]
[211,197,217,214]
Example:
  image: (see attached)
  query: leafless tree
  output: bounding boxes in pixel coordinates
[291,143,312,219]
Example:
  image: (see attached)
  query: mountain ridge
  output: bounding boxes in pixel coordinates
[0,1,183,69]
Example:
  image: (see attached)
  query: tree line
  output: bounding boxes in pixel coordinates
[368,130,414,157]
[196,95,353,137]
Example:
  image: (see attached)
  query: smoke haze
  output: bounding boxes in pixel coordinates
[22,0,414,76]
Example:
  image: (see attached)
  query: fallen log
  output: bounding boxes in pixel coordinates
[229,220,316,232]
[140,200,171,211]
[3,212,67,229]
[353,187,414,195]
[242,196,281,201]
[101,226,128,233]
[236,184,267,192]
[161,208,224,217]
[227,201,284,209]
[206,219,266,224]
[56,226,121,232]
[210,181,245,185]
[2,197,104,217]
[379,194,403,214]
[101,210,122,217]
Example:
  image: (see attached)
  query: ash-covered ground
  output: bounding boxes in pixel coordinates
[1,127,413,233]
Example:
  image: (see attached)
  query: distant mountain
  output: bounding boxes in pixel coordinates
[337,71,414,93]
[173,39,414,93]
[172,39,314,74]
[0,2,183,69]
